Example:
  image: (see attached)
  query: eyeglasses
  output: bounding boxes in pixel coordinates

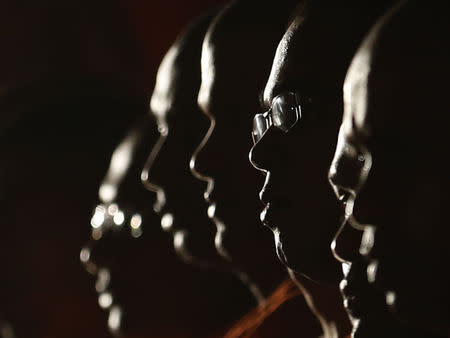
[252,91,302,144]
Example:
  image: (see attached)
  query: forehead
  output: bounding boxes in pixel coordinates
[150,13,210,120]
[197,37,214,113]
[341,6,389,141]
[263,15,308,108]
[341,45,371,140]
[263,25,295,107]
[197,1,296,115]
[150,45,179,119]
[341,1,409,142]
[198,22,271,114]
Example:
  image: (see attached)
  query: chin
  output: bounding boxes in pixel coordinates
[274,229,340,283]
[273,229,290,268]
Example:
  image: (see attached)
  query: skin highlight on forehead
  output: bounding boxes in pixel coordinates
[263,21,298,107]
[342,46,371,140]
[151,11,215,120]
[342,0,406,140]
[197,0,304,116]
[198,36,214,114]
[150,45,179,119]
[263,8,309,108]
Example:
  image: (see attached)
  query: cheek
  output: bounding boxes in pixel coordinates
[404,181,446,256]
[351,183,382,232]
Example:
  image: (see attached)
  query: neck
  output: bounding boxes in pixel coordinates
[288,269,351,338]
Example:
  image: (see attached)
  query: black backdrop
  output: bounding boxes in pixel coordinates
[0,1,231,337]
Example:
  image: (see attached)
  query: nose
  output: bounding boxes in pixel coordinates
[81,232,115,277]
[249,141,267,174]
[331,216,364,264]
[189,115,215,202]
[329,165,350,197]
[248,127,273,174]
[141,135,167,213]
[328,157,357,203]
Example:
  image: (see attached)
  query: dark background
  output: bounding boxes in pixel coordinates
[0,1,229,337]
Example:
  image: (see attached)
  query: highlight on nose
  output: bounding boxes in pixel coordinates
[141,135,167,213]
[248,142,267,174]
[189,114,216,202]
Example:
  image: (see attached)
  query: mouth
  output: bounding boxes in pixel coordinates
[260,203,275,230]
[152,188,166,213]
[341,287,364,319]
[207,202,216,219]
[205,202,231,259]
[339,262,376,320]
[160,212,175,232]
[92,268,123,333]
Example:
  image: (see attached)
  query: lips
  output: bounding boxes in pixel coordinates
[340,262,377,320]
[259,203,270,224]
[341,283,365,318]
[258,173,294,230]
[258,173,272,205]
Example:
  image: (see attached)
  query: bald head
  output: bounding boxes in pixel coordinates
[263,0,395,112]
[345,0,449,149]
[337,1,449,334]
[151,11,216,119]
[198,0,301,114]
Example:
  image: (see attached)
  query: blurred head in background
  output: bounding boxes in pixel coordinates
[142,10,226,267]
[190,0,302,299]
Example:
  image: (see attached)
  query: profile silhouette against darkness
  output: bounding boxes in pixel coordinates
[329,1,449,337]
[141,10,225,267]
[140,8,258,315]
[81,114,254,336]
[248,1,395,336]
[80,115,165,335]
[249,0,393,283]
[190,0,301,299]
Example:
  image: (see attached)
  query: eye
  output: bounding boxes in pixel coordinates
[271,92,301,133]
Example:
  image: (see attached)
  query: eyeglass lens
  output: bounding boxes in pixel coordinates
[252,114,268,143]
[252,92,301,144]
[271,92,300,132]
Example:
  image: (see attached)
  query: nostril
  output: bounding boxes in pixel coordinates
[330,184,355,212]
[338,189,352,203]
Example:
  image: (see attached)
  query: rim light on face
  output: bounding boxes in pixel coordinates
[328,127,373,216]
[141,118,168,213]
[189,112,216,202]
